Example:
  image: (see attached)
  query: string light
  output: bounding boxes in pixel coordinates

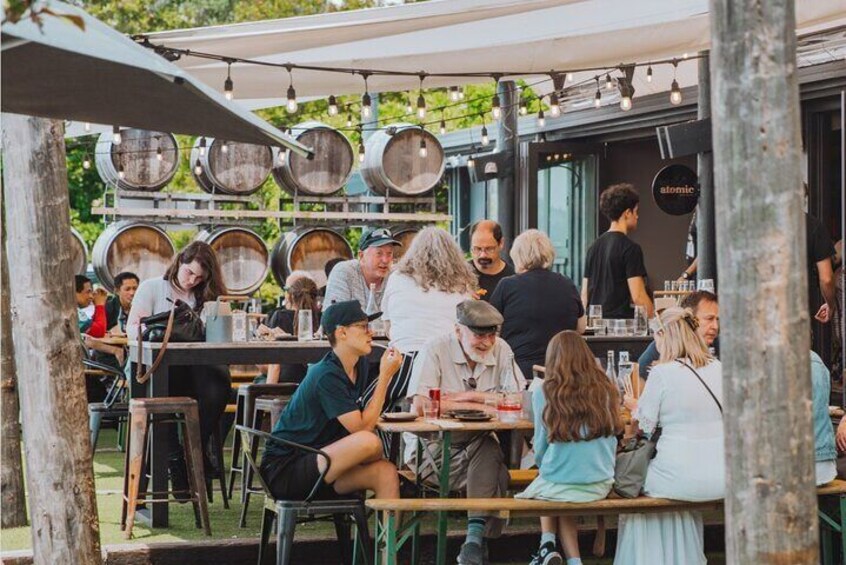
[112,125,121,144]
[419,138,428,158]
[567,73,574,83]
[118,162,125,180]
[646,65,653,83]
[549,92,561,118]
[439,116,447,135]
[156,145,163,161]
[285,65,298,113]
[605,73,613,90]
[670,60,682,105]
[346,114,353,128]
[537,107,545,128]
[224,61,234,100]
[594,77,602,108]
[84,122,91,133]
[358,141,365,163]
[467,148,476,170]
[405,92,414,115]
[491,77,501,120]
[620,94,632,111]
[328,95,339,116]
[221,140,229,153]
[459,87,465,100]
[449,86,460,102]
[361,73,372,118]
[480,124,489,146]
[199,136,207,156]
[519,98,528,116]
[194,159,203,175]
[278,148,287,164]
[82,154,91,169]
[416,74,427,120]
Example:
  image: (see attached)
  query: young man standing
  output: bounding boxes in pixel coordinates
[260,300,402,502]
[468,220,514,301]
[582,184,654,319]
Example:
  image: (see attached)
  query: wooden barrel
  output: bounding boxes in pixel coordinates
[91,221,175,292]
[195,227,269,295]
[70,227,88,275]
[360,124,445,196]
[270,226,353,288]
[190,138,273,196]
[391,226,420,261]
[272,121,354,196]
[95,129,179,191]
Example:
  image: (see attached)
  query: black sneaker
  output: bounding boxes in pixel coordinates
[529,541,563,565]
[168,455,191,503]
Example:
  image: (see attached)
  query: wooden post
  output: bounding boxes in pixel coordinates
[1,114,102,564]
[1,184,27,528]
[696,51,717,285]
[710,1,819,563]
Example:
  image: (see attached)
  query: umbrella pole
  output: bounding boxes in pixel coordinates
[1,113,102,564]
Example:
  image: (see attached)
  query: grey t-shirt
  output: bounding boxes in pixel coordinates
[323,259,388,310]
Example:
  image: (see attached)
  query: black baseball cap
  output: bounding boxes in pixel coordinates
[321,300,382,335]
[359,227,401,252]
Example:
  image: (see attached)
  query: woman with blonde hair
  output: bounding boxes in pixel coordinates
[365,226,477,411]
[490,229,585,380]
[517,331,622,565]
[615,307,724,565]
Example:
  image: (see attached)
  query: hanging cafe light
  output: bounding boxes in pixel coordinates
[491,76,502,120]
[224,61,234,100]
[480,123,490,146]
[594,77,602,109]
[285,65,298,113]
[419,137,428,158]
[670,60,682,105]
[361,73,373,118]
[328,95,339,116]
[416,74,427,120]
[112,125,121,144]
[549,91,561,118]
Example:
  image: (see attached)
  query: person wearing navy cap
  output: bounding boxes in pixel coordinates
[260,300,403,502]
[323,227,402,310]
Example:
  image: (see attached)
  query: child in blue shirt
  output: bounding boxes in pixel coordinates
[517,331,622,565]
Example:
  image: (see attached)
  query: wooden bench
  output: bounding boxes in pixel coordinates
[366,479,846,565]
[398,469,538,491]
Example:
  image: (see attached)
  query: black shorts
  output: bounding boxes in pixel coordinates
[260,452,339,501]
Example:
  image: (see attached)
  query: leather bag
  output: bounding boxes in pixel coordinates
[135,299,204,384]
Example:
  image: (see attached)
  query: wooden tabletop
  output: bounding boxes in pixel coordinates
[92,335,128,346]
[377,416,534,433]
[133,339,332,350]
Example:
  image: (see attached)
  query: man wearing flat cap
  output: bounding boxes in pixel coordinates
[405,299,526,565]
[324,227,402,310]
[261,301,403,504]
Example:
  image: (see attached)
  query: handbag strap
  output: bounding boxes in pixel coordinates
[677,359,722,415]
[135,302,176,385]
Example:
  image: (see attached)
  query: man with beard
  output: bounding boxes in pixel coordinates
[405,300,526,565]
[324,227,401,310]
[468,220,514,302]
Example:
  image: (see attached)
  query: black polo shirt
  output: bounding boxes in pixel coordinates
[264,350,368,460]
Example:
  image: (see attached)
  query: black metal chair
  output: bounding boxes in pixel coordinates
[85,358,129,453]
[236,425,371,565]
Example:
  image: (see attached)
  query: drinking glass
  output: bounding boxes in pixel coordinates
[588,305,602,329]
[611,319,626,336]
[594,319,607,336]
[633,305,648,336]
[297,309,313,341]
[663,280,672,291]
[248,297,262,315]
[424,399,440,420]
[699,279,715,292]
[671,281,680,292]
[497,393,522,423]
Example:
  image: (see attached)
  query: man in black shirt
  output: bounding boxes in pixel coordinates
[807,212,836,323]
[468,220,515,301]
[582,183,654,319]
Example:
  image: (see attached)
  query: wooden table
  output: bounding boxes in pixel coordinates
[129,340,379,528]
[97,335,128,347]
[377,416,533,565]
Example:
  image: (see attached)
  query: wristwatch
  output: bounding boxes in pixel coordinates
[681,271,690,279]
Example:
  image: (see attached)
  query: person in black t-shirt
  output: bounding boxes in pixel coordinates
[490,229,585,379]
[582,183,654,319]
[807,212,836,323]
[468,219,515,301]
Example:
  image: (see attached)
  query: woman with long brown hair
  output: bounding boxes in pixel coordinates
[127,241,231,498]
[516,331,622,565]
[266,273,321,383]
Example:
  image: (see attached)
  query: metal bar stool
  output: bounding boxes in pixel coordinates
[121,397,211,539]
[227,383,299,502]
[239,395,291,528]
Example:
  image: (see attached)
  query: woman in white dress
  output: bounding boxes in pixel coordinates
[615,306,724,565]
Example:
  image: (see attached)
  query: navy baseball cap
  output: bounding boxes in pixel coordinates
[321,300,382,335]
[359,227,401,252]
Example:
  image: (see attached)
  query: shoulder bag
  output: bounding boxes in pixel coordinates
[135,299,205,384]
[613,359,721,498]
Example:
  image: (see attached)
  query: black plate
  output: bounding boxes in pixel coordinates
[454,413,493,422]
[443,409,486,419]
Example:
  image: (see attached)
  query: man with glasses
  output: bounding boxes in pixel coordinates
[260,300,403,503]
[324,227,402,310]
[468,220,514,302]
[405,300,526,565]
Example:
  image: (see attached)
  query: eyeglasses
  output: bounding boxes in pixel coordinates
[345,321,371,331]
[471,246,498,255]
[466,376,478,390]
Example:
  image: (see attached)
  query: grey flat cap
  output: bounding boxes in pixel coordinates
[456,300,503,334]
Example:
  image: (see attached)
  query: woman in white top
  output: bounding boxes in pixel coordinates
[363,226,477,411]
[615,307,724,565]
[127,241,231,495]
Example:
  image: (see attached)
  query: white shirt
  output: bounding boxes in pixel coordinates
[381,272,471,353]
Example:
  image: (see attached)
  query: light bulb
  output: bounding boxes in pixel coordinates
[670,79,682,105]
[467,156,475,169]
[221,141,229,154]
[419,139,428,158]
[112,126,121,144]
[567,73,574,82]
[458,88,465,100]
[519,100,527,115]
[278,149,287,164]
[620,96,632,111]
[328,95,338,116]
[286,85,298,113]
[646,65,653,83]
[449,86,460,102]
[156,146,163,161]
[439,119,446,135]
[199,137,207,156]
[358,142,365,164]
[491,94,501,120]
[83,157,91,170]
[224,76,234,100]
[416,94,426,120]
[605,73,613,90]
[537,108,545,127]
[347,114,353,128]
[194,159,202,175]
[118,164,125,180]
[84,122,91,133]
[594,90,602,108]
[481,125,489,146]
[549,93,561,117]
[362,93,372,118]
[405,97,413,115]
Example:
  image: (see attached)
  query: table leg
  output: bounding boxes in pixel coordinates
[436,431,452,565]
[840,494,846,561]
[148,362,170,528]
